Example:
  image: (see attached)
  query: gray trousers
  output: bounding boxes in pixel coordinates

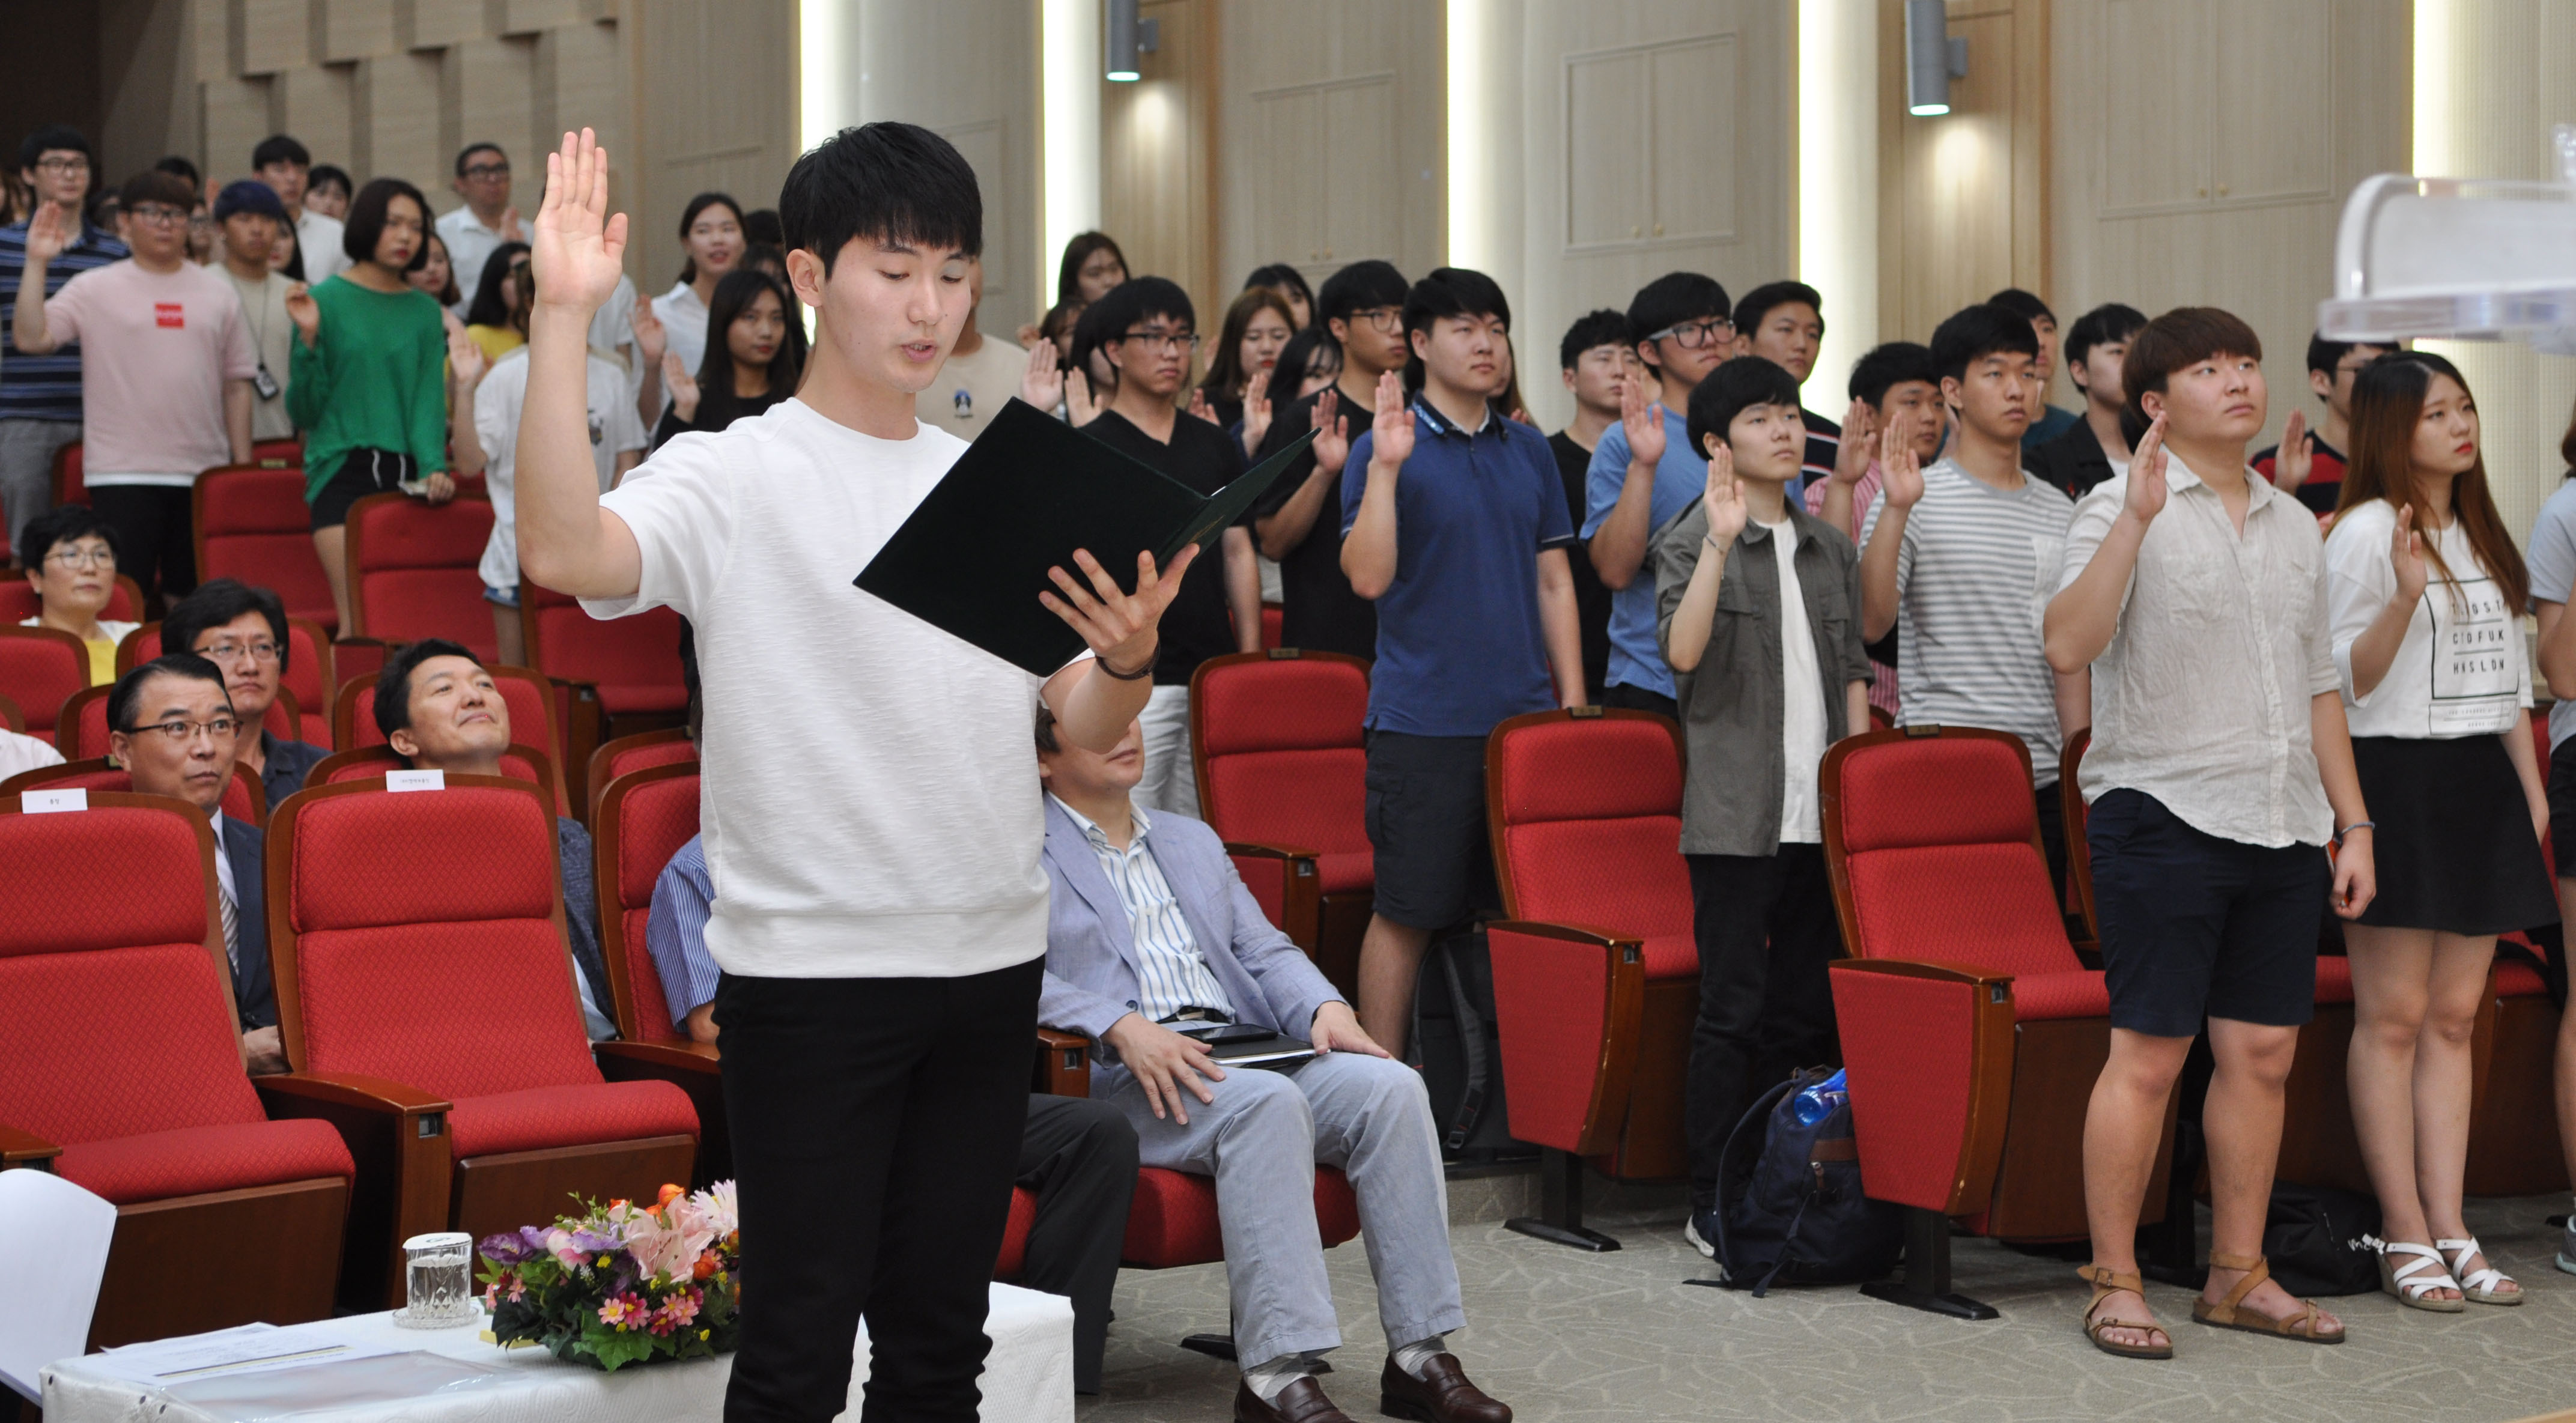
[0,418,79,554]
[1095,1049,1465,1369]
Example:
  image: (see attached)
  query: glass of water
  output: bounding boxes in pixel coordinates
[398,1232,479,1327]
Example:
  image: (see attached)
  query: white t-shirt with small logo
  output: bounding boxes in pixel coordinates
[2325,497,2532,738]
[914,332,1030,439]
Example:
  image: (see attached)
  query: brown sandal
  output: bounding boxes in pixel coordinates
[2192,1251,2344,1344]
[2076,1264,2173,1359]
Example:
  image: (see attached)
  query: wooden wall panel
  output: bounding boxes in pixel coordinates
[201,75,277,184]
[235,0,310,74]
[629,0,799,294]
[534,20,624,205]
[398,0,490,52]
[1102,0,1218,314]
[314,0,398,65]
[272,63,357,169]
[441,35,539,208]
[351,50,446,198]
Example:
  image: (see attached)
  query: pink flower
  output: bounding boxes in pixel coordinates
[659,1288,702,1329]
[597,1293,646,1329]
[622,1201,716,1284]
[546,1228,584,1270]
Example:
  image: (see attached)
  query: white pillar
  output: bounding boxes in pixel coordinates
[1797,0,1879,411]
[1041,0,1103,308]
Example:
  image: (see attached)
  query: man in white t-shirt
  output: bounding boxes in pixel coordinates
[252,135,346,284]
[914,256,1028,437]
[516,125,1198,1422]
[437,142,524,315]
[14,169,255,603]
[1860,304,2087,888]
[475,339,646,663]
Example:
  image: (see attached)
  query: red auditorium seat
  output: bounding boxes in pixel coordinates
[258,774,703,1306]
[0,690,20,732]
[59,682,297,763]
[339,491,499,658]
[193,465,338,634]
[0,791,351,1348]
[52,439,82,506]
[588,761,728,1183]
[1190,649,1368,992]
[0,625,91,744]
[0,574,144,624]
[306,742,562,818]
[119,617,338,748]
[335,666,569,813]
[1482,707,1694,1251]
[521,580,685,736]
[586,727,696,823]
[2,756,265,826]
[1824,724,2174,1317]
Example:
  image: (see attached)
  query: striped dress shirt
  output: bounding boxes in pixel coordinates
[1050,796,1234,1022]
[646,834,721,1027]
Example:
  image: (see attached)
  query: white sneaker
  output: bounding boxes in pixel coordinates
[1684,1209,1720,1261]
[2557,1216,2576,1277]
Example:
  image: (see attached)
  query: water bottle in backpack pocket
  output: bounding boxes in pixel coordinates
[1706,1067,1903,1295]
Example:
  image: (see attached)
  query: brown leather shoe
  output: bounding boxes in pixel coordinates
[1378,1353,1512,1422]
[1233,1375,1356,1423]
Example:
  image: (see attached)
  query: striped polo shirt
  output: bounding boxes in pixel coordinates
[1859,456,2076,786]
[0,216,129,422]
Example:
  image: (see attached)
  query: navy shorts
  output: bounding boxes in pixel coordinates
[2087,788,2329,1038]
[1362,730,1498,931]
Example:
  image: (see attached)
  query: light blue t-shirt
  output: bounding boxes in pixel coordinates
[1581,408,1704,698]
[2527,479,2576,750]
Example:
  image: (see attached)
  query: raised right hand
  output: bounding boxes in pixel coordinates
[1309,389,1349,475]
[23,201,71,265]
[664,350,701,421]
[1019,338,1064,411]
[2390,502,2428,608]
[1102,1013,1226,1125]
[532,128,629,318]
[283,281,318,343]
[1067,368,1099,426]
[2124,413,2171,525]
[1367,369,1413,470]
[1702,440,1747,546]
[1832,396,1876,487]
[1878,413,1925,510]
[631,291,666,364]
[1621,368,1666,467]
[1241,366,1274,455]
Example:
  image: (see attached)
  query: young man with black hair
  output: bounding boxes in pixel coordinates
[2251,332,2400,515]
[1861,305,2086,889]
[1249,258,1406,660]
[212,180,300,442]
[375,637,620,1042]
[1340,266,1585,1057]
[0,124,126,554]
[252,135,346,282]
[1584,271,1730,716]
[1654,356,1871,1255]
[2046,307,2374,1358]
[14,168,255,603]
[439,142,524,315]
[1990,287,2080,449]
[162,578,329,806]
[1549,308,1633,698]
[1733,279,1836,496]
[108,653,282,1072]
[2031,302,2146,500]
[1074,275,1262,814]
[517,126,1195,1421]
[1806,340,1946,715]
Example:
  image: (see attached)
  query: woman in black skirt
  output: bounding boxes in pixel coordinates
[2325,351,2551,1312]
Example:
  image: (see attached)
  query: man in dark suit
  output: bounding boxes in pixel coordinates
[161,578,330,806]
[1034,709,1510,1423]
[108,654,281,1072]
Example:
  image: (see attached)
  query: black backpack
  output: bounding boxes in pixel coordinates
[1411,928,1536,1165]
[2262,1183,2383,1296]
[1706,1069,1903,1294]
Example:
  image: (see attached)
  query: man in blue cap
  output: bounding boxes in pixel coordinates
[211,178,299,442]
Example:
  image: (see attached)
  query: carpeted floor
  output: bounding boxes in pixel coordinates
[1074,1185,2576,1422]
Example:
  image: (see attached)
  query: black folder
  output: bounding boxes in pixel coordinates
[855,398,1316,677]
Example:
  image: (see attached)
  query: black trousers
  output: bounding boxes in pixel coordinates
[88,484,195,607]
[1684,846,1844,1194]
[2035,780,2069,912]
[1599,682,1678,719]
[1016,1093,1137,1394]
[716,959,1043,1423]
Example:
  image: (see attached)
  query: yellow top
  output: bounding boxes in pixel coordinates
[467,324,526,365]
[84,639,116,687]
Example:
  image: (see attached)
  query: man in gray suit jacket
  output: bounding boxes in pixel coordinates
[1035,710,1510,1423]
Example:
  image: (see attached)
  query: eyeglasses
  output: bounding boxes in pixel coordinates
[127,204,191,228]
[462,163,511,181]
[129,716,240,746]
[1120,330,1201,355]
[1647,318,1736,350]
[33,156,90,174]
[1347,307,1403,334]
[45,546,114,570]
[199,639,281,665]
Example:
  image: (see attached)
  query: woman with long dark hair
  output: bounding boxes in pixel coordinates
[653,268,801,447]
[633,191,744,422]
[461,240,531,364]
[1198,287,1295,451]
[2325,351,2549,1312]
[1244,261,1314,329]
[1055,230,1126,306]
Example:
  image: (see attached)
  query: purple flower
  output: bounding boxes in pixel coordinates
[479,1231,535,1263]
[569,1227,622,1255]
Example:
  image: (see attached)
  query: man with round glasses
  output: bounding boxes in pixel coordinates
[162,578,329,806]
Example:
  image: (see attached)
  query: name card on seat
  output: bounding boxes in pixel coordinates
[386,771,444,793]
[21,789,85,814]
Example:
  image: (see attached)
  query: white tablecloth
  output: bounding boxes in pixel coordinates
[42,1283,1073,1423]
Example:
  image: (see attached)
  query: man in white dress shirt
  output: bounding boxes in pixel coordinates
[251,135,345,283]
[437,142,524,315]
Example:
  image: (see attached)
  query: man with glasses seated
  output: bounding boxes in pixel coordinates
[13,167,255,604]
[162,579,329,804]
[16,505,138,684]
[0,125,127,556]
[108,653,286,1072]
[1062,276,1261,815]
[1580,272,1733,718]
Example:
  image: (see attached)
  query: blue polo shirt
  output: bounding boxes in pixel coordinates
[1580,408,1705,699]
[1340,401,1575,737]
[0,217,128,423]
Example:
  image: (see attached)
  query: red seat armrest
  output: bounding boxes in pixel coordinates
[1035,1030,1091,1097]
[594,1039,720,1076]
[1828,960,2017,1217]
[332,637,390,681]
[1484,920,1647,1158]
[1226,841,1322,951]
[0,1122,63,1169]
[255,1072,453,1306]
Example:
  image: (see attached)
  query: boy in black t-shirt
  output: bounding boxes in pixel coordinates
[1548,308,1632,699]
[1248,259,1406,659]
[1733,280,1838,499]
[2250,332,2398,515]
[1077,277,1262,813]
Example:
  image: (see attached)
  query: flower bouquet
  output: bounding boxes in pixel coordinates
[475,1180,741,1372]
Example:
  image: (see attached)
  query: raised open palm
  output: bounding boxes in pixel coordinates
[532,129,629,317]
[1877,415,1925,510]
[1620,370,1666,466]
[1368,371,1413,468]
[1309,389,1349,473]
[2125,414,2171,523]
[1701,443,1747,546]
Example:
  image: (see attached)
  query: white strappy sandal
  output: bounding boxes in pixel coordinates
[2371,1237,2465,1312]
[2437,1237,2523,1306]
